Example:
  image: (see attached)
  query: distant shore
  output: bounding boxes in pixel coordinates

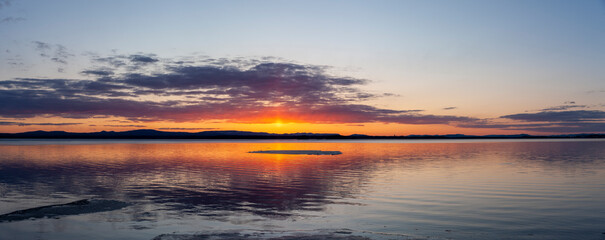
[0,129,603,139]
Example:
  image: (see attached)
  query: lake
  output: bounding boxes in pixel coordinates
[0,139,604,239]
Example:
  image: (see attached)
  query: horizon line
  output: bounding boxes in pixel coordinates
[1,128,604,138]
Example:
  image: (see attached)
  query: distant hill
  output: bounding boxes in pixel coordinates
[0,130,603,139]
[0,130,341,139]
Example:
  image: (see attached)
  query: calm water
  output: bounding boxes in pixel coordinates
[0,140,604,239]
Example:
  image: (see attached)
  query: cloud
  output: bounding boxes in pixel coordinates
[540,103,586,111]
[6,57,24,67]
[457,108,605,133]
[32,42,70,63]
[443,107,457,110]
[501,110,605,122]
[378,113,476,124]
[92,56,128,68]
[0,121,81,126]
[1,17,25,23]
[33,41,51,51]
[103,124,146,128]
[90,53,159,70]
[459,121,605,133]
[0,55,476,125]
[0,0,12,9]
[32,41,73,71]
[130,54,158,63]
[81,70,114,76]
[586,89,605,94]
[512,122,605,133]
[158,128,218,131]
[51,45,71,64]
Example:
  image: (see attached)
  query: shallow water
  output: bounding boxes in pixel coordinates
[0,139,604,239]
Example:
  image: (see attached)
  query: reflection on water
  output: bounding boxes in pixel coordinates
[0,140,604,239]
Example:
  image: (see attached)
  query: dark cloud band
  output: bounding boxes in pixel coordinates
[0,56,473,125]
[502,110,605,122]
[0,121,81,126]
[3,53,602,134]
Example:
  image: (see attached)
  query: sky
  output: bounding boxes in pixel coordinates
[1,0,604,135]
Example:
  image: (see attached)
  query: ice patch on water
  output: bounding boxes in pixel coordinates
[249,150,342,155]
[0,199,130,222]
[152,229,372,240]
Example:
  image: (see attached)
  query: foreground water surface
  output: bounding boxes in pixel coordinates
[0,139,604,239]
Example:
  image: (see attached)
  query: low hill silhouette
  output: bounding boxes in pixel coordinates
[0,130,603,139]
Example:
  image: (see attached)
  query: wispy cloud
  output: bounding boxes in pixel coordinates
[130,54,158,63]
[458,107,605,133]
[0,1,25,25]
[0,121,81,126]
[459,121,605,133]
[540,102,587,111]
[501,110,605,122]
[32,41,73,72]
[586,89,605,94]
[0,0,12,9]
[81,69,114,76]
[90,53,160,71]
[103,124,146,128]
[158,128,218,131]
[1,16,25,23]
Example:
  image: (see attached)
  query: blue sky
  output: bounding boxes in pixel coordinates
[1,0,604,134]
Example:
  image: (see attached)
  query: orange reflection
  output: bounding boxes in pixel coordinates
[2,141,603,213]
[3,141,592,178]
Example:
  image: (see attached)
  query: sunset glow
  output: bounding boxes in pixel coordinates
[1,0,604,135]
